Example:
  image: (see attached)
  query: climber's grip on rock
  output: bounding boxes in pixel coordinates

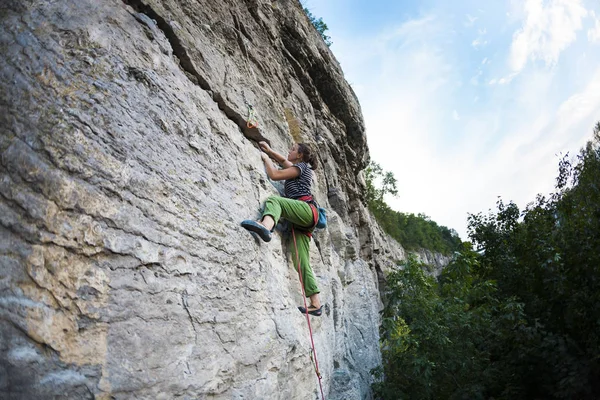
[242,123,270,147]
[241,141,323,316]
[258,141,274,157]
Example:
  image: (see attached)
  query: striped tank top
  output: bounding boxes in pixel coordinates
[284,162,313,199]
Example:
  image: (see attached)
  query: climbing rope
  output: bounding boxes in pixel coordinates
[292,227,326,400]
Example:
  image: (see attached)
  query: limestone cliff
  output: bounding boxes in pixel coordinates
[1,0,413,398]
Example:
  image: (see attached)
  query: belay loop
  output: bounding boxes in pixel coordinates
[292,227,326,400]
[247,104,258,128]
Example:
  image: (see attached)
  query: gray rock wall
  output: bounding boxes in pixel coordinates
[0,0,406,399]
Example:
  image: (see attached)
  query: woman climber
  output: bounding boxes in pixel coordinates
[241,141,323,317]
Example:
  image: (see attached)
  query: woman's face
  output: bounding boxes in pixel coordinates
[287,144,303,162]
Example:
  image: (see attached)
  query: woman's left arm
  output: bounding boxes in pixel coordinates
[261,152,300,181]
[259,141,293,169]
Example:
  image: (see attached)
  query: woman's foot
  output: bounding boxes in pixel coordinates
[241,220,272,242]
[298,304,323,316]
[260,215,275,231]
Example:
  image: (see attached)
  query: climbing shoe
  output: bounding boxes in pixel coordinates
[241,220,272,242]
[298,305,323,317]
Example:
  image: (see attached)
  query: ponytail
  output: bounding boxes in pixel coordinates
[298,143,318,170]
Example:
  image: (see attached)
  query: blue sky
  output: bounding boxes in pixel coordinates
[304,0,600,239]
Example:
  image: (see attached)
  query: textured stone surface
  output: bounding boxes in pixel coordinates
[0,0,442,399]
[414,249,453,276]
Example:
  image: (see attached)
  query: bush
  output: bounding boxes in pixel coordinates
[365,161,461,254]
[374,250,527,400]
[302,7,332,46]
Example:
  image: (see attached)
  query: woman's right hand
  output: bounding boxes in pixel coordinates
[259,141,272,154]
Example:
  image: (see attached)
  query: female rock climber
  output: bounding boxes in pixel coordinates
[241,141,322,317]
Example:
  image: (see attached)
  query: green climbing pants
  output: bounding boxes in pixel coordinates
[262,196,319,298]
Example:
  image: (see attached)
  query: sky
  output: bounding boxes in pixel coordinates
[303,0,600,240]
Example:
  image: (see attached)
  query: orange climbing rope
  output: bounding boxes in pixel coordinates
[292,227,326,400]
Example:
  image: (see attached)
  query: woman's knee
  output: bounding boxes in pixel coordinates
[265,195,279,205]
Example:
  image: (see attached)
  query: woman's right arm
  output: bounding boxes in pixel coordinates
[259,141,293,168]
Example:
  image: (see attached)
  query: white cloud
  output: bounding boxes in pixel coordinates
[465,14,478,26]
[335,15,469,235]
[499,68,600,208]
[310,2,600,240]
[470,70,482,85]
[553,68,600,139]
[589,11,600,43]
[472,38,488,48]
[498,72,517,85]
[388,15,437,43]
[509,0,587,73]
[472,25,488,49]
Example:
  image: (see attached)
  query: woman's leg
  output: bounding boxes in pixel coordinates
[261,196,314,229]
[290,228,320,303]
[309,293,321,309]
[260,196,320,305]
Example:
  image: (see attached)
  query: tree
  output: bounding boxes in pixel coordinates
[365,161,398,214]
[364,161,461,254]
[373,249,527,400]
[302,7,332,46]
[466,122,600,399]
[375,122,600,399]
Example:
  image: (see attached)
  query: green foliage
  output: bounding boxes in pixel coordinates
[375,123,600,399]
[365,161,398,213]
[466,122,600,399]
[365,161,461,254]
[302,7,332,46]
[373,250,528,400]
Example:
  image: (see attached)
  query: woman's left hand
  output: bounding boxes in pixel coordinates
[260,152,270,162]
[258,141,272,154]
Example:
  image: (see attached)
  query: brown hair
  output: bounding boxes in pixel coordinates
[297,143,318,170]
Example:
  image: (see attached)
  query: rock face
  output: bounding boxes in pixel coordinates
[414,249,453,276]
[0,1,428,399]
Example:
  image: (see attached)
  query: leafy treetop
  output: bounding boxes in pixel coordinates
[302,7,332,46]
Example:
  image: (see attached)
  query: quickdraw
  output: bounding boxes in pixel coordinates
[247,104,258,128]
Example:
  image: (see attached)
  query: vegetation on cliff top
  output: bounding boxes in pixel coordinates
[374,122,600,399]
[302,6,332,46]
[365,161,462,254]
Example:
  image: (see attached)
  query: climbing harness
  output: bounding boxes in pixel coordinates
[292,227,326,400]
[296,195,328,238]
[298,195,326,229]
[246,103,258,128]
